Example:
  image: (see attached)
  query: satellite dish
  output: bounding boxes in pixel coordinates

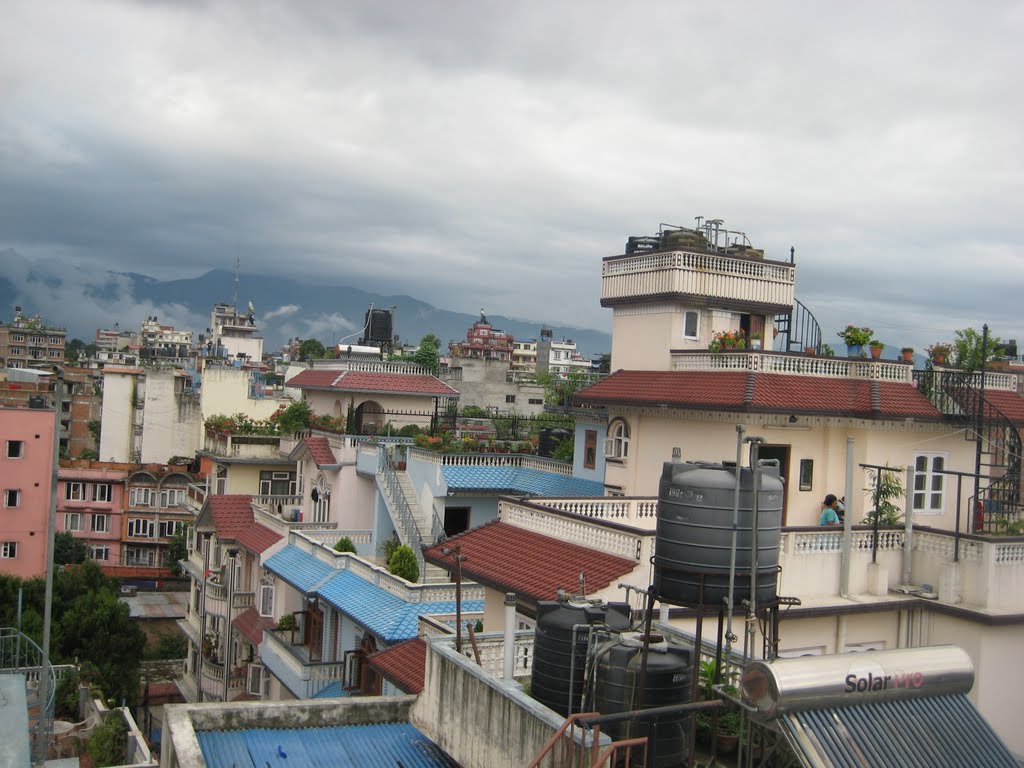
[247,300,255,314]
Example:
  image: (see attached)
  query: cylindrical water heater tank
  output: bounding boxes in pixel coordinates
[655,461,783,607]
[531,598,632,717]
[740,645,974,718]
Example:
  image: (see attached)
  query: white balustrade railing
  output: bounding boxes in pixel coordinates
[671,351,914,382]
[501,502,645,562]
[408,448,574,476]
[539,497,659,527]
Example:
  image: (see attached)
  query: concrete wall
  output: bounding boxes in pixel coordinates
[446,358,547,416]
[100,371,136,463]
[140,371,201,464]
[201,365,283,423]
[412,639,566,768]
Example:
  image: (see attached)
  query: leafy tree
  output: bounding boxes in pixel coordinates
[66,338,86,363]
[147,630,188,660]
[78,448,99,460]
[595,352,612,374]
[54,532,87,565]
[413,333,441,375]
[951,327,1003,372]
[167,526,189,577]
[333,536,357,554]
[88,712,128,767]
[275,399,312,434]
[388,545,419,583]
[862,468,904,526]
[87,419,102,446]
[298,338,327,361]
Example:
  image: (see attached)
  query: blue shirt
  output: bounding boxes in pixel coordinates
[820,506,840,526]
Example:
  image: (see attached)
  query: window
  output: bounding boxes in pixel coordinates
[683,310,699,339]
[126,547,155,566]
[11,333,24,342]
[89,546,109,561]
[10,347,24,355]
[159,520,183,538]
[49,349,61,357]
[913,453,946,513]
[259,584,275,617]
[160,489,185,508]
[528,398,543,405]
[258,471,296,496]
[1,542,17,559]
[605,419,630,460]
[91,514,109,533]
[127,518,154,538]
[505,394,516,404]
[64,513,83,532]
[65,482,86,501]
[247,664,266,697]
[799,459,814,492]
[93,484,112,503]
[130,488,154,507]
[584,430,597,470]
[50,336,62,345]
[6,440,24,459]
[4,489,20,508]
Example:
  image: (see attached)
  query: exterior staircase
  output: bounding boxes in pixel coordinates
[774,298,823,354]
[377,458,450,584]
[913,370,1023,531]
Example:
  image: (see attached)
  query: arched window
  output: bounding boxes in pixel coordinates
[605,419,630,460]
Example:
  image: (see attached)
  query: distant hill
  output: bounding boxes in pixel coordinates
[0,251,612,357]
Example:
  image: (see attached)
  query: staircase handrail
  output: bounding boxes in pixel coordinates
[377,448,426,576]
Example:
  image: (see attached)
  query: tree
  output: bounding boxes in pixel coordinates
[862,468,904,526]
[333,536,357,554]
[167,526,189,577]
[388,545,419,583]
[66,338,86,363]
[413,333,441,375]
[298,338,327,361]
[595,352,612,374]
[54,532,87,565]
[951,327,1003,372]
[275,399,312,434]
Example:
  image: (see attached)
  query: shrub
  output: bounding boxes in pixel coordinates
[277,614,296,631]
[379,534,401,563]
[389,546,419,583]
[333,536,357,554]
[398,424,421,436]
[88,712,128,768]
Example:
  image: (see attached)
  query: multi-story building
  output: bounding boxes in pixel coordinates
[0,307,66,370]
[511,339,537,371]
[140,316,193,362]
[208,303,263,364]
[121,465,196,569]
[56,463,128,565]
[0,402,56,578]
[535,328,593,376]
[448,310,514,363]
[95,325,139,354]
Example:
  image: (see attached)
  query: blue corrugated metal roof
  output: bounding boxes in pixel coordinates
[264,546,335,592]
[781,694,1018,768]
[197,723,456,768]
[311,680,350,698]
[441,465,604,496]
[316,570,484,642]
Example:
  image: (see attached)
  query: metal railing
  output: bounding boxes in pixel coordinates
[0,627,55,762]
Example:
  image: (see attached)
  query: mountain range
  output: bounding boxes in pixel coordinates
[0,249,612,357]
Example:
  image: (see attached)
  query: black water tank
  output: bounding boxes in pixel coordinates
[655,461,783,607]
[538,427,572,458]
[593,633,692,768]
[531,599,631,717]
[364,308,393,344]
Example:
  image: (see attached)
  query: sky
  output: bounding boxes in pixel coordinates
[2,1,1022,353]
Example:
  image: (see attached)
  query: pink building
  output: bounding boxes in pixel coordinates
[0,405,56,578]
[56,465,128,564]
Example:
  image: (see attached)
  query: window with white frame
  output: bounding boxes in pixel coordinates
[247,664,266,697]
[683,310,699,340]
[91,514,109,533]
[159,520,183,538]
[160,489,185,508]
[259,471,296,496]
[130,488,154,507]
[89,546,109,561]
[1,542,17,558]
[4,489,20,508]
[65,482,86,501]
[6,440,24,459]
[11,333,24,343]
[258,584,275,617]
[605,419,630,460]
[913,452,947,514]
[64,512,83,532]
[93,484,112,502]
[127,518,154,538]
[126,546,155,566]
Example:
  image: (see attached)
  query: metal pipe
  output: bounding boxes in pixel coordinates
[973,324,988,508]
[840,437,854,597]
[724,424,746,660]
[38,365,63,759]
[746,438,764,667]
[503,592,516,682]
[223,548,238,701]
[902,464,915,585]
[197,531,212,702]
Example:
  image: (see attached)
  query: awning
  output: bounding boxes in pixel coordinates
[779,693,1018,768]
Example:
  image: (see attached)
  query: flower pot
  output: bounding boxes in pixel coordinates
[846,344,863,358]
[933,354,946,365]
[901,350,914,362]
[870,345,883,359]
[716,733,739,755]
[804,346,816,356]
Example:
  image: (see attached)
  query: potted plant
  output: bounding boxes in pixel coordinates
[749,332,762,350]
[869,339,885,359]
[900,346,914,363]
[277,614,297,634]
[927,342,952,365]
[837,325,873,357]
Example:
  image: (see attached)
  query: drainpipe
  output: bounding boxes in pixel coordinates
[38,366,64,758]
[902,464,915,586]
[223,548,238,701]
[840,437,854,598]
[724,424,746,660]
[503,592,516,682]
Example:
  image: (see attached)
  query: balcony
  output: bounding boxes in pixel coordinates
[601,250,795,311]
[671,349,914,382]
[260,627,348,699]
[198,658,246,701]
[202,582,254,619]
[203,431,284,460]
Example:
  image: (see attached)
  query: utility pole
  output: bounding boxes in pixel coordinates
[442,545,467,653]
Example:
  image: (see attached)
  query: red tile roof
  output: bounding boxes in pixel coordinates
[304,436,338,467]
[205,495,282,554]
[423,521,636,603]
[575,370,942,419]
[233,606,274,646]
[286,369,459,397]
[367,638,427,694]
[982,390,1024,425]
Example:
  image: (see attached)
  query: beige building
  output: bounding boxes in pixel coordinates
[0,307,65,369]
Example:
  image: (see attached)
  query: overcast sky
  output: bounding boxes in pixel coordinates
[2,1,1022,352]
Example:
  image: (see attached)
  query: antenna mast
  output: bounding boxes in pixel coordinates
[233,255,240,308]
